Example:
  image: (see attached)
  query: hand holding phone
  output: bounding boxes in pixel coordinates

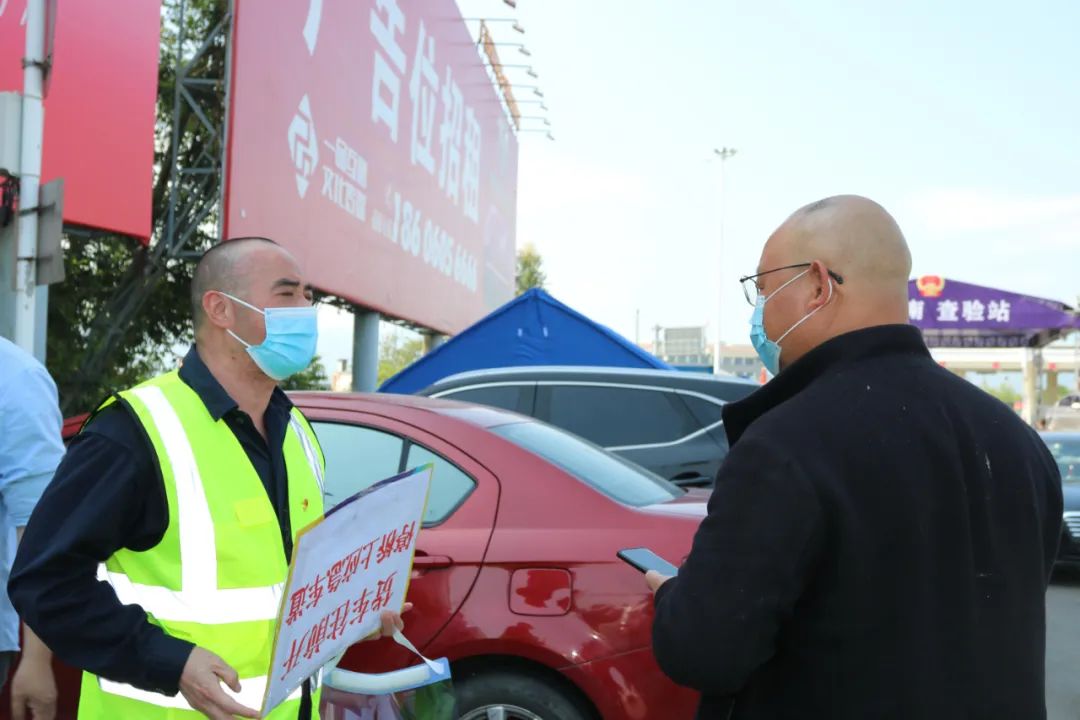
[617,547,679,577]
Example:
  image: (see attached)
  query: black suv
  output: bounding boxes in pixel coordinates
[418,366,758,487]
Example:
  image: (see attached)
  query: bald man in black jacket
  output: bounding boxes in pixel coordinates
[649,196,1062,719]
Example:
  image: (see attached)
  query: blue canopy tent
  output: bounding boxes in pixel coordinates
[380,288,671,394]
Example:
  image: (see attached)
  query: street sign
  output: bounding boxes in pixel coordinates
[35,177,62,285]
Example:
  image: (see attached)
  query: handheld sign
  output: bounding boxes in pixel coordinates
[261,464,433,716]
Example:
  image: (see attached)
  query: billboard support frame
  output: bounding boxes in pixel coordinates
[163,0,232,260]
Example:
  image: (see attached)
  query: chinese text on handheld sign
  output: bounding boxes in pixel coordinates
[262,464,433,716]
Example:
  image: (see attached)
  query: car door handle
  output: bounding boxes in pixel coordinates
[412,553,453,569]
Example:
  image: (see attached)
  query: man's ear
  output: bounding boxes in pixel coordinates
[202,291,233,329]
[806,260,833,311]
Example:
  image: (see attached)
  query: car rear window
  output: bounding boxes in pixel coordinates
[438,384,527,413]
[679,394,725,426]
[543,385,698,447]
[492,421,683,507]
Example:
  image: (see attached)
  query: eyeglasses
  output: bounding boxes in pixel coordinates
[738,263,844,307]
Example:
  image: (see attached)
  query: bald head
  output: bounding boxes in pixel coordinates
[770,195,911,295]
[191,237,282,334]
[754,196,913,369]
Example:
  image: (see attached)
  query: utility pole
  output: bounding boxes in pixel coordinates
[711,146,737,375]
[13,0,46,354]
[1074,297,1079,392]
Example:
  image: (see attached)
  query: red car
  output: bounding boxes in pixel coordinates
[4,393,704,720]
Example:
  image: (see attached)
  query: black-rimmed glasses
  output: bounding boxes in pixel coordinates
[738,263,844,306]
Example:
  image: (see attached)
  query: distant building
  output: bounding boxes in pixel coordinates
[712,343,765,380]
[330,358,352,392]
[654,326,711,367]
[647,325,765,380]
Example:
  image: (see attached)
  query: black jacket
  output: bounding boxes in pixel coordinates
[652,325,1063,719]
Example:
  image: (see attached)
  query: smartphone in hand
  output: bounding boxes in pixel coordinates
[617,547,679,576]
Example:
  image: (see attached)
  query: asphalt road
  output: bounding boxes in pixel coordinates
[1048,568,1080,720]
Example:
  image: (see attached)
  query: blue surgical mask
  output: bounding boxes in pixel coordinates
[222,293,318,381]
[750,299,782,376]
[750,269,833,376]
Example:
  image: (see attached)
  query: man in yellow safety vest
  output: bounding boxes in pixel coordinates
[10,237,408,719]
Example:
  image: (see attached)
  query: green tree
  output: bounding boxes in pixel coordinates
[279,355,330,391]
[47,233,191,412]
[515,244,546,296]
[1042,382,1071,406]
[378,335,424,386]
[981,379,1021,407]
[48,0,228,413]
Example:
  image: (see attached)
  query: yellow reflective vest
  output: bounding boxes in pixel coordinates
[77,371,325,719]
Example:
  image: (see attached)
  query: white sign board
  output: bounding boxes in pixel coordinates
[261,464,433,716]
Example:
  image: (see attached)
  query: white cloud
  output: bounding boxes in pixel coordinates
[900,187,1080,306]
[517,147,652,217]
[906,187,1080,241]
[513,146,667,336]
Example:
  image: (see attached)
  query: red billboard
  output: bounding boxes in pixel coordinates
[0,0,160,240]
[225,0,519,335]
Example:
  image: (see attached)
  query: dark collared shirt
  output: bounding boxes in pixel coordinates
[9,346,311,716]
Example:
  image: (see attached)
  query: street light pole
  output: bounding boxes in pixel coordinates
[712,147,737,375]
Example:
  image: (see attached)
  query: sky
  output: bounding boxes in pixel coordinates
[317,0,1080,374]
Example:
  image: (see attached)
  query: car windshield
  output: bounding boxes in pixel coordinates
[491,420,684,507]
[1045,437,1080,483]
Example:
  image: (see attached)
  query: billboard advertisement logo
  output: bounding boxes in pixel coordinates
[0,0,28,25]
[288,94,319,199]
[302,0,322,55]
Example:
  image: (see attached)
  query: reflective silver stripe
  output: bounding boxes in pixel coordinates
[289,413,324,494]
[99,565,283,624]
[131,386,218,594]
[105,387,284,624]
[99,674,304,711]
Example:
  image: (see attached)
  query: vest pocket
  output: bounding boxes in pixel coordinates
[214,498,286,588]
[234,497,277,527]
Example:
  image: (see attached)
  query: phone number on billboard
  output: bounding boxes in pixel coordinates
[377,191,478,293]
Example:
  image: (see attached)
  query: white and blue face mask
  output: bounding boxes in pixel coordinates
[750,269,833,375]
[221,292,319,381]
